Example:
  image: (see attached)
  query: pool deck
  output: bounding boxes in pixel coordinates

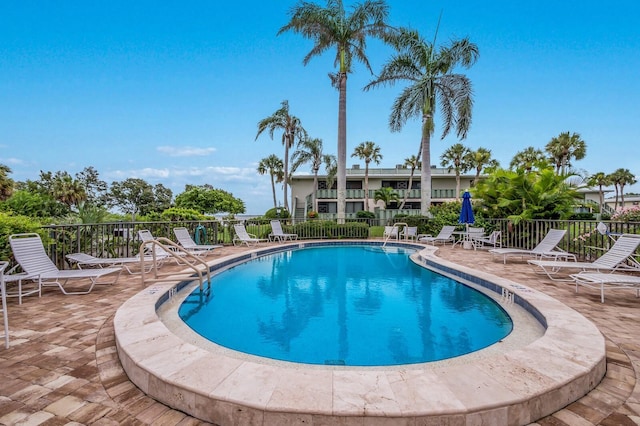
[1,242,639,425]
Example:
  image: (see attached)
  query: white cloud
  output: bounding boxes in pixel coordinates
[157,146,216,157]
[0,157,25,166]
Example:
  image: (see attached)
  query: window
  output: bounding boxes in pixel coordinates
[346,202,364,213]
[317,202,337,213]
[381,180,409,190]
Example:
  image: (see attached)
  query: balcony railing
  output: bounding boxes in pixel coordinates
[315,188,456,199]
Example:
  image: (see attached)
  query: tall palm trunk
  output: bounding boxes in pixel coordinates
[398,144,421,210]
[337,72,347,223]
[283,137,290,212]
[312,167,319,212]
[598,184,604,214]
[270,172,278,209]
[420,114,432,215]
[364,160,370,211]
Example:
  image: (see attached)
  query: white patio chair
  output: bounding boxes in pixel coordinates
[233,223,268,246]
[269,220,298,242]
[489,229,573,264]
[383,225,399,240]
[570,271,640,303]
[66,252,165,274]
[9,233,122,295]
[471,230,502,250]
[418,225,456,245]
[529,234,640,281]
[173,227,222,256]
[400,226,418,241]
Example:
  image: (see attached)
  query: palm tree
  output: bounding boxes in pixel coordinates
[257,155,285,209]
[51,172,87,209]
[509,146,547,172]
[609,168,637,209]
[587,172,611,214]
[279,0,390,222]
[0,164,14,201]
[468,147,499,186]
[364,27,478,214]
[373,186,398,208]
[351,141,382,211]
[291,137,336,211]
[440,143,471,200]
[255,100,307,212]
[398,154,420,210]
[545,131,586,174]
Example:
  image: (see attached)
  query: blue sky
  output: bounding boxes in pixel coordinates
[1,1,639,214]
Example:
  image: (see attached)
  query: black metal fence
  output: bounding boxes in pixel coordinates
[24,218,640,269]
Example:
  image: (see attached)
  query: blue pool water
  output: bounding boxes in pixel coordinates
[179,245,513,366]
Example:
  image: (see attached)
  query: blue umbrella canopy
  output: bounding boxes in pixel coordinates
[459,191,475,225]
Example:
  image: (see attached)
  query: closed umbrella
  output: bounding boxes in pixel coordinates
[459,191,475,247]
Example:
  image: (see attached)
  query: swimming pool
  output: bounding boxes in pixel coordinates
[179,245,512,366]
[114,241,606,425]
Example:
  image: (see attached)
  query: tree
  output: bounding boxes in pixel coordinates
[290,137,336,211]
[174,184,245,215]
[609,168,637,209]
[3,189,67,218]
[468,147,499,186]
[364,27,478,214]
[545,131,586,174]
[255,100,306,213]
[587,172,611,214]
[75,166,108,207]
[398,154,420,210]
[50,171,87,210]
[257,154,284,209]
[474,166,581,223]
[373,186,399,208]
[351,141,382,211]
[509,146,547,172]
[279,0,390,222]
[439,143,471,200]
[0,164,14,201]
[108,178,172,220]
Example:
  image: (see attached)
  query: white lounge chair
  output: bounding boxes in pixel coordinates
[9,233,122,295]
[471,230,502,249]
[269,220,298,242]
[66,252,165,274]
[489,229,573,264]
[233,223,268,246]
[173,227,222,255]
[570,272,640,303]
[418,225,456,245]
[528,234,640,281]
[138,229,187,263]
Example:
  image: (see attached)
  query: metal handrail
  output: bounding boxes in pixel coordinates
[139,237,211,292]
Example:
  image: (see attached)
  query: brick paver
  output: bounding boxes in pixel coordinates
[0,243,639,425]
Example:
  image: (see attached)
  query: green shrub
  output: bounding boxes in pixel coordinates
[264,207,290,219]
[568,212,595,220]
[160,207,204,221]
[0,212,45,261]
[356,210,375,219]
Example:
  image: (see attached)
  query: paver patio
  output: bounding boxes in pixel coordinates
[1,243,639,425]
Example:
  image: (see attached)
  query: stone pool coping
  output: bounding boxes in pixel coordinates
[114,241,606,425]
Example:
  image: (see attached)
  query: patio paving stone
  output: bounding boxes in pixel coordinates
[1,242,639,425]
